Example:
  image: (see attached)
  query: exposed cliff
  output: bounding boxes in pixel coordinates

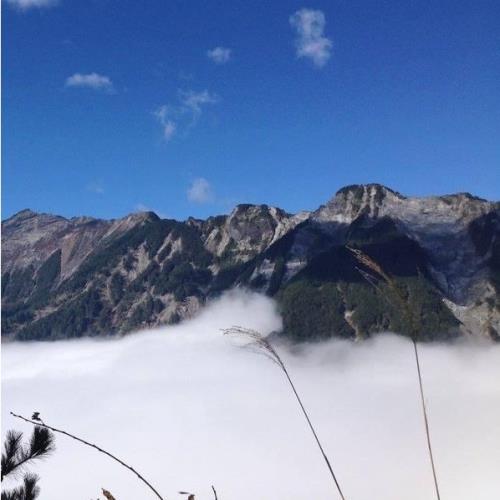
[2,184,499,341]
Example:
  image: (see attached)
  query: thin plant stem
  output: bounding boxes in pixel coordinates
[10,412,165,500]
[347,246,441,500]
[281,364,346,500]
[412,341,441,500]
[211,485,218,499]
[223,327,347,500]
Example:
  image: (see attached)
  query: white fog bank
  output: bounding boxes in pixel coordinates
[2,290,500,500]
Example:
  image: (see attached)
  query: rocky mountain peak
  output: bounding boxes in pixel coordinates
[313,183,404,225]
[313,183,496,229]
[6,208,38,221]
[335,183,404,200]
[2,185,498,341]
[227,203,289,229]
[3,209,67,231]
[126,211,160,224]
[199,203,296,262]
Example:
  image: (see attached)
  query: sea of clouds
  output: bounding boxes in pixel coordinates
[2,290,500,500]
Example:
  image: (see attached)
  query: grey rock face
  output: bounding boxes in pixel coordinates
[200,204,308,262]
[311,184,499,334]
[2,185,499,341]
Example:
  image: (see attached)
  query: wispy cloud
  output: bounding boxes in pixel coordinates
[207,47,232,64]
[154,89,218,142]
[289,8,332,67]
[179,89,218,118]
[6,0,58,11]
[65,73,115,93]
[86,181,105,195]
[154,106,177,141]
[134,203,167,218]
[134,203,150,212]
[187,177,215,204]
[162,121,176,141]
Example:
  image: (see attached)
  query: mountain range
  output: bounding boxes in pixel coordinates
[2,184,499,342]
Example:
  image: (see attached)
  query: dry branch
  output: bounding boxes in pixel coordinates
[10,412,165,500]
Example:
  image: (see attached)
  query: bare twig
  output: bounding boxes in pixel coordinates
[211,485,218,500]
[347,245,441,500]
[10,412,165,500]
[223,327,347,500]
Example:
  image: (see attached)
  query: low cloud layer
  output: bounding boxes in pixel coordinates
[2,291,499,500]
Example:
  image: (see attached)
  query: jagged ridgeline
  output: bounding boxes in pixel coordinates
[2,184,499,341]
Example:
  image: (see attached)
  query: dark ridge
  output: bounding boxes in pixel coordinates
[232,203,271,213]
[335,183,404,198]
[441,192,489,203]
[3,209,38,222]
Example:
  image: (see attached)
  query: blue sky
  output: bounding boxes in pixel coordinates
[3,0,499,221]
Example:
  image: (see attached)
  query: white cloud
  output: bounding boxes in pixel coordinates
[6,0,58,10]
[134,203,151,212]
[154,106,177,141]
[2,292,500,500]
[65,73,115,92]
[154,89,218,142]
[179,89,218,117]
[187,177,215,204]
[207,47,232,64]
[290,8,332,67]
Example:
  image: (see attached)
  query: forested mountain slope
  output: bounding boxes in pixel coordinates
[2,184,499,341]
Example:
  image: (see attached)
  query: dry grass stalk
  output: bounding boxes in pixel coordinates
[101,488,117,500]
[223,326,347,500]
[10,412,165,500]
[346,245,442,500]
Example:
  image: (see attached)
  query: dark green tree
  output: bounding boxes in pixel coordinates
[1,426,55,500]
